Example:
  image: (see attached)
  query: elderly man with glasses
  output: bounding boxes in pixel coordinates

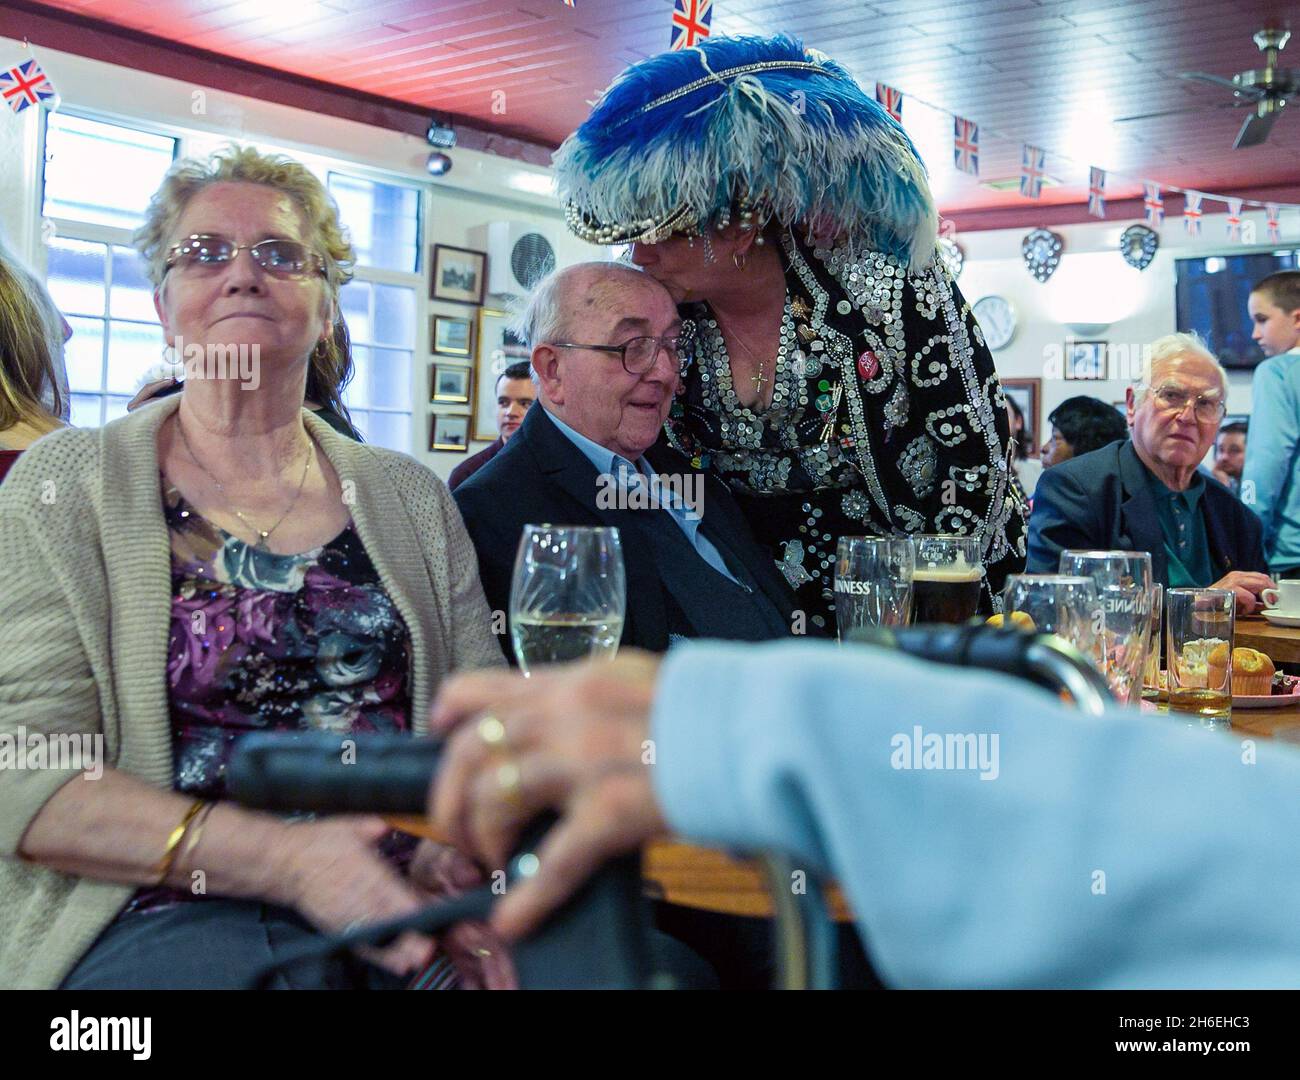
[1027,333,1271,611]
[454,262,799,657]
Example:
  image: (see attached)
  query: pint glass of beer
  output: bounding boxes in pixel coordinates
[912,535,983,624]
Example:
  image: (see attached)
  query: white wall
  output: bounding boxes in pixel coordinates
[0,34,599,481]
[958,208,1296,453]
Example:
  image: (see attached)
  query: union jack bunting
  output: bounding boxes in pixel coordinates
[875,83,903,123]
[1267,202,1282,243]
[953,117,979,176]
[1019,145,1046,198]
[1183,192,1203,237]
[563,0,574,6]
[670,0,712,50]
[1088,167,1106,218]
[1,57,57,114]
[1143,182,1164,227]
[1225,197,1244,241]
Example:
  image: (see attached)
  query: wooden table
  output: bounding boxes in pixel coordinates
[1234,614,1300,667]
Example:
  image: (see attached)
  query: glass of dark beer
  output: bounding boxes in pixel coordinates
[912,535,983,624]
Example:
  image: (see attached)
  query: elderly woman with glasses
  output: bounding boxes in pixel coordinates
[1028,332,1272,612]
[555,35,1028,632]
[0,146,507,989]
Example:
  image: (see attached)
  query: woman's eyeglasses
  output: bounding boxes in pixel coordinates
[1149,384,1227,424]
[164,235,327,279]
[546,333,691,375]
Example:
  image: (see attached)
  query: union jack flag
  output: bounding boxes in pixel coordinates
[1225,197,1244,241]
[1,58,57,114]
[563,0,575,6]
[953,117,979,176]
[670,0,712,50]
[1019,145,1045,198]
[875,83,903,123]
[1183,192,1203,237]
[1267,202,1282,243]
[1143,182,1164,227]
[1088,167,1106,218]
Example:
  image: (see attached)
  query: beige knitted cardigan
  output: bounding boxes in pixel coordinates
[0,396,504,989]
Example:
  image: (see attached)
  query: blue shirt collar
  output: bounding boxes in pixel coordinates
[544,407,649,480]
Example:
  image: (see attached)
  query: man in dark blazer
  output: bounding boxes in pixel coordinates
[454,262,799,660]
[1028,335,1272,613]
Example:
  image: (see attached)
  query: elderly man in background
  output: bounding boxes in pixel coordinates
[448,360,534,491]
[1027,333,1271,612]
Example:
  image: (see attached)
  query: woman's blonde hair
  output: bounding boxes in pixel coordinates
[0,240,66,434]
[134,145,357,417]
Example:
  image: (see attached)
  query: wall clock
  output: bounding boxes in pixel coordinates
[972,295,1017,351]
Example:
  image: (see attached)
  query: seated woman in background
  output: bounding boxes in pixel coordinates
[0,145,505,990]
[0,239,69,481]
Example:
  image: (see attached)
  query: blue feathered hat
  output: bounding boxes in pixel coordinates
[554,34,938,272]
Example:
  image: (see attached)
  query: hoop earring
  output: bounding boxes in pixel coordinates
[732,251,748,271]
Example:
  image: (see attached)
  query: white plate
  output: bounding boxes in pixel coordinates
[1261,610,1300,628]
[1232,689,1300,709]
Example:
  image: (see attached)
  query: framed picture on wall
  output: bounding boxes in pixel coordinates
[1065,340,1107,381]
[1001,377,1041,456]
[430,414,470,452]
[432,315,472,356]
[431,364,471,404]
[431,244,487,305]
[474,307,530,442]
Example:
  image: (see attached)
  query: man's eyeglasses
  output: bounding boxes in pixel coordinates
[546,333,690,375]
[164,235,327,279]
[1149,384,1227,424]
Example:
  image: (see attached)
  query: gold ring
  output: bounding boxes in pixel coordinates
[477,714,508,750]
[495,760,523,807]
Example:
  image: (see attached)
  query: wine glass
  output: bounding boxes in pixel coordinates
[1000,574,1102,662]
[835,536,914,639]
[1058,550,1153,705]
[509,525,626,676]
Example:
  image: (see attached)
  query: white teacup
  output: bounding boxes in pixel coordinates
[1261,580,1300,614]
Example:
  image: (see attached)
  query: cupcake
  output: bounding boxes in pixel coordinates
[1222,646,1275,696]
[1207,644,1274,695]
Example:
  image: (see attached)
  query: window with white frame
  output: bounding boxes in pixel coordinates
[327,171,421,450]
[41,112,177,428]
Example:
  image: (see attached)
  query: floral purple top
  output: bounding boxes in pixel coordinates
[125,478,413,914]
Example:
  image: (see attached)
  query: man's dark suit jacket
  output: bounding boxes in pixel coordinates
[453,405,798,656]
[1026,438,1267,585]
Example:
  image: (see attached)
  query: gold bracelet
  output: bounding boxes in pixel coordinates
[180,801,217,862]
[154,799,207,886]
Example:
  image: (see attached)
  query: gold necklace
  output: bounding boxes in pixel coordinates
[719,318,770,397]
[175,418,314,552]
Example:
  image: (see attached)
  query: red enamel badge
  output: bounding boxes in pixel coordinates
[857,350,880,380]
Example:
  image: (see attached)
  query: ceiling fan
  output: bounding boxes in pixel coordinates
[1115,27,1299,147]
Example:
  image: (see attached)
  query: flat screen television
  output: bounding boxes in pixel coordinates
[1175,249,1300,369]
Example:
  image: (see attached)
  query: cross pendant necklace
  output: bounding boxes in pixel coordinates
[751,364,768,393]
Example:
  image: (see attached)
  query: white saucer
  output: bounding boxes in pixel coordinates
[1261,610,1300,628]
